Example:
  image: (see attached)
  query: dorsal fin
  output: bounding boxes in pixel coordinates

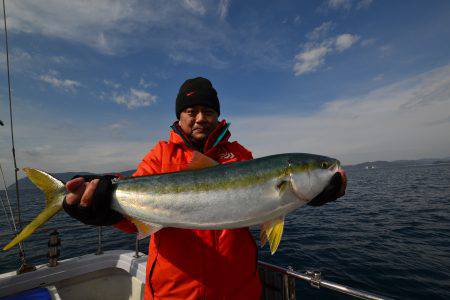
[185,151,219,170]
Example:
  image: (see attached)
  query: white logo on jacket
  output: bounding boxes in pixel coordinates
[218,152,235,160]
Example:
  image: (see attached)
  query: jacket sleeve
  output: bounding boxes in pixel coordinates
[230,141,254,161]
[113,142,165,233]
[133,142,165,176]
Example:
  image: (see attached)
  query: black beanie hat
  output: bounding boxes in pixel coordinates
[176,77,220,119]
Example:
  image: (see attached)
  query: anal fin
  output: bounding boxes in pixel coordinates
[260,216,285,255]
[128,217,163,239]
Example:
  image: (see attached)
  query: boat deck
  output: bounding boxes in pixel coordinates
[0,250,147,300]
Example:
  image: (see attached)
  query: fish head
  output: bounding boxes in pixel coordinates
[287,154,346,203]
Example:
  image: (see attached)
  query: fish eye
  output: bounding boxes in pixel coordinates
[320,161,329,169]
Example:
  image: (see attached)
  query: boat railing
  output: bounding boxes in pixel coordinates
[257,261,392,300]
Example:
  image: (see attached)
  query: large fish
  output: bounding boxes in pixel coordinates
[3,151,346,254]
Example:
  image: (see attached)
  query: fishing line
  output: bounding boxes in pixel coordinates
[1,0,22,231]
[2,0,33,271]
[0,162,16,233]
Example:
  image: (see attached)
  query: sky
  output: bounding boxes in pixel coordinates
[0,0,449,185]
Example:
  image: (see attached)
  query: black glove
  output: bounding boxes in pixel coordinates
[308,171,346,207]
[63,174,123,226]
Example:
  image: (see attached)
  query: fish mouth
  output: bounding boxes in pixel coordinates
[336,168,347,197]
[307,168,347,207]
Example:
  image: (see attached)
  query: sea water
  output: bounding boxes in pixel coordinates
[1,163,449,299]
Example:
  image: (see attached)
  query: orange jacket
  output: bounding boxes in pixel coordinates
[114,120,262,300]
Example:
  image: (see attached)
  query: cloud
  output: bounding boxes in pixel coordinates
[0,104,172,185]
[235,64,450,163]
[360,38,376,47]
[39,71,81,91]
[293,45,330,76]
[307,21,334,40]
[101,79,158,108]
[1,139,153,186]
[356,0,373,10]
[0,48,31,74]
[0,48,77,78]
[294,33,359,76]
[139,78,156,89]
[105,120,131,131]
[4,1,290,71]
[7,1,138,55]
[373,74,384,81]
[379,44,392,57]
[21,145,52,158]
[50,56,69,64]
[0,108,166,186]
[112,88,157,109]
[9,48,32,63]
[335,34,359,51]
[103,79,121,89]
[425,116,450,127]
[326,0,352,10]
[182,0,206,15]
[5,1,223,56]
[102,120,133,138]
[321,0,373,11]
[218,0,231,20]
[169,51,228,69]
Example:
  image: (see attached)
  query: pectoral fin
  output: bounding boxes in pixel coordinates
[128,217,163,239]
[276,180,290,197]
[260,216,285,255]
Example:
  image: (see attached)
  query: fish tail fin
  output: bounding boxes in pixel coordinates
[3,168,66,251]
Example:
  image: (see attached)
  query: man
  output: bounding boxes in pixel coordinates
[63,77,341,299]
[64,77,262,299]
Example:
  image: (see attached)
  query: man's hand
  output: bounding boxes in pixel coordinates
[63,175,123,226]
[65,177,100,207]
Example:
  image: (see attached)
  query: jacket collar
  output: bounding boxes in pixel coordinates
[170,120,231,153]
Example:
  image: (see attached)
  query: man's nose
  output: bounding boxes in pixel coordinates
[195,112,207,122]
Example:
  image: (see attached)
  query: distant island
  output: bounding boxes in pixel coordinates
[344,157,450,170]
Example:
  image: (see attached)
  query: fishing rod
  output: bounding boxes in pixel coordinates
[2,0,35,273]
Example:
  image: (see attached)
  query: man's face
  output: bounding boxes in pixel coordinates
[179,105,219,144]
